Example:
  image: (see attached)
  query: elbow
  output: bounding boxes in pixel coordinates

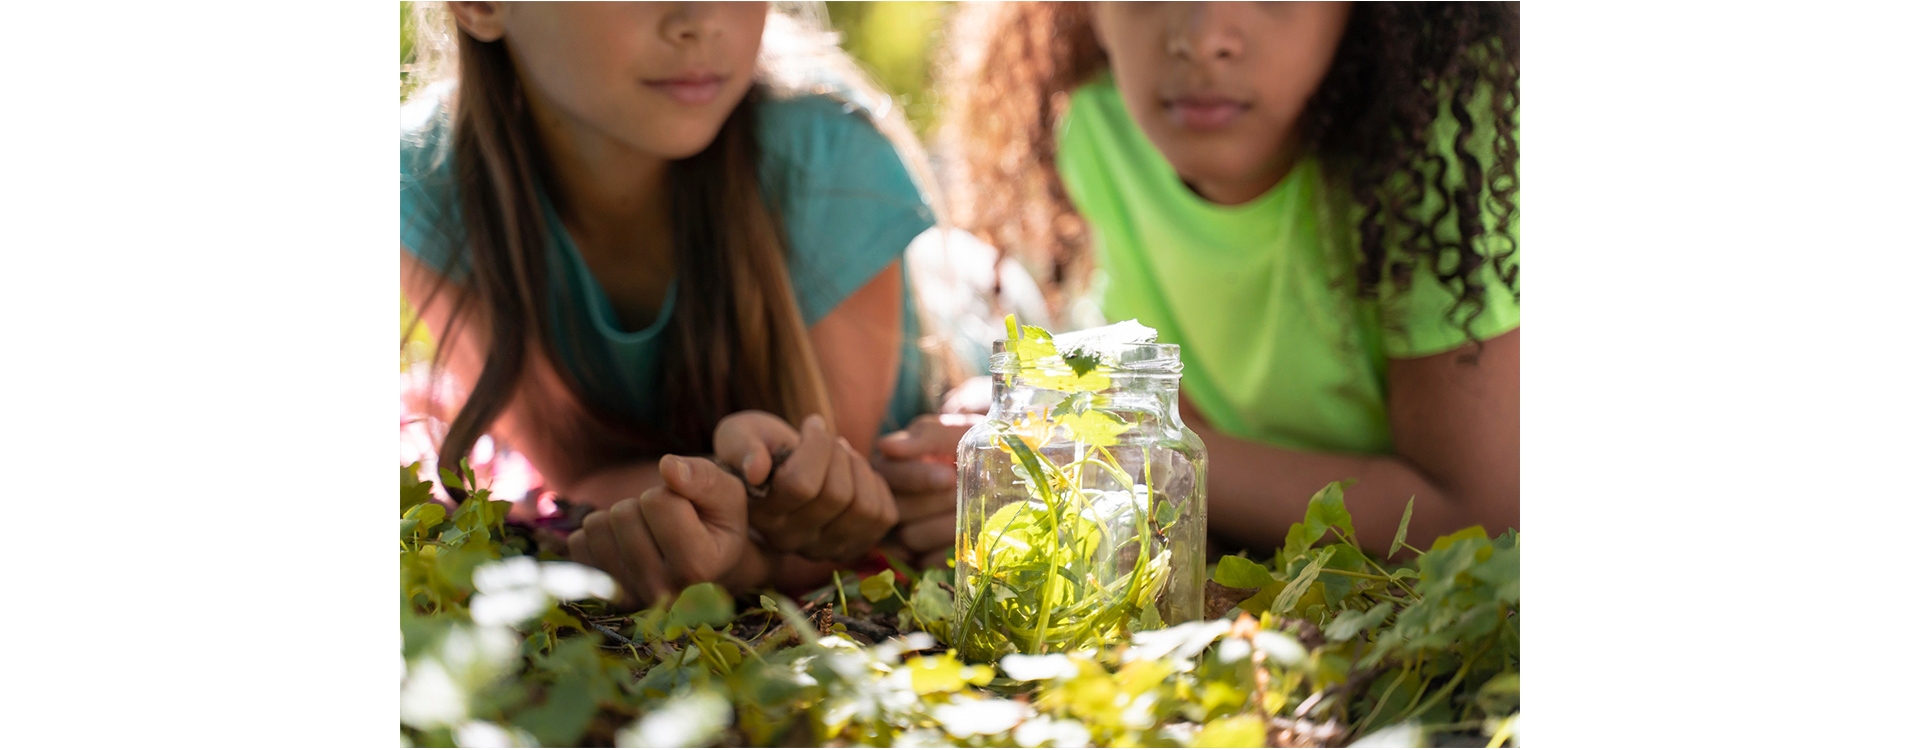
[1446,477,1519,537]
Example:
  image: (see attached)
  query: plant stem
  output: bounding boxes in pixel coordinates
[1330,528,1402,580]
[1352,668,1409,738]
[833,571,848,616]
[1395,640,1492,726]
[1317,569,1396,583]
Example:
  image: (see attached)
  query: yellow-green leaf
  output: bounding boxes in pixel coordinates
[1057,409,1131,448]
[1271,548,1334,617]
[1193,714,1267,747]
[859,569,897,603]
[908,653,968,694]
[1432,526,1489,552]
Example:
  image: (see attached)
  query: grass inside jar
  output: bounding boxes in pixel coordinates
[954,318,1177,661]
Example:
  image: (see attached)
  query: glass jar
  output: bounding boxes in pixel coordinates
[951,327,1207,661]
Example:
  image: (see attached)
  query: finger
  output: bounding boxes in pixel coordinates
[897,513,957,554]
[767,414,832,514]
[892,488,955,524]
[781,438,857,548]
[940,375,993,416]
[817,456,896,560]
[876,414,979,460]
[659,455,748,537]
[580,510,643,609]
[874,415,939,460]
[713,411,797,486]
[636,489,725,588]
[609,494,674,605]
[872,457,956,496]
[567,527,593,568]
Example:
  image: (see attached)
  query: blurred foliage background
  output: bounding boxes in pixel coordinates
[822,2,953,137]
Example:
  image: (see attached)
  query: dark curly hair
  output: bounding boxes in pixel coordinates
[937,1,1519,348]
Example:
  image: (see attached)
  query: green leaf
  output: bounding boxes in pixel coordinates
[1062,350,1101,377]
[908,653,963,694]
[509,675,598,748]
[1416,537,1485,588]
[1325,601,1394,641]
[1193,714,1267,747]
[439,464,466,495]
[1432,526,1488,552]
[859,569,897,604]
[1279,481,1355,564]
[1271,548,1334,617]
[1304,480,1356,540]
[402,502,445,540]
[908,577,954,634]
[1057,408,1131,449]
[1239,578,1288,615]
[401,463,433,512]
[1000,431,1056,507]
[1139,601,1164,630]
[1212,555,1277,589]
[664,583,735,637]
[1318,544,1370,605]
[1389,496,1415,557]
[1050,390,1094,419]
[1473,545,1521,604]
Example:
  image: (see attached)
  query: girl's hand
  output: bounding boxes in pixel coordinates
[566,455,750,609]
[940,375,993,416]
[873,413,981,567]
[715,411,899,563]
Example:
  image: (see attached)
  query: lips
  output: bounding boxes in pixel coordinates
[1165,95,1250,131]
[644,73,726,105]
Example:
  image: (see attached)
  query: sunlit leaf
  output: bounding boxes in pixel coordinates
[664,583,735,637]
[1193,714,1266,747]
[1271,548,1335,617]
[402,462,434,512]
[1326,601,1395,641]
[859,569,897,604]
[1211,555,1274,590]
[1432,526,1489,552]
[1304,480,1356,540]
[1389,495,1416,557]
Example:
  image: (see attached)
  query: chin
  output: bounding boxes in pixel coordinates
[1160,142,1288,197]
[657,134,726,161]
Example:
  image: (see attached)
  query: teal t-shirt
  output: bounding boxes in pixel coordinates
[1057,76,1518,455]
[400,87,936,440]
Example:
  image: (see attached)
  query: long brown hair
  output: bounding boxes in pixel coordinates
[403,3,842,485]
[937,2,1520,342]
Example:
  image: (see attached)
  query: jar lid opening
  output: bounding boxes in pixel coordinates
[989,340,1183,375]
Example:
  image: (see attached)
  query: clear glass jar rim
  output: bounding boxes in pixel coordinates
[989,340,1183,375]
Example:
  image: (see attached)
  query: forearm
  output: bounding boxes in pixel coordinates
[1197,424,1514,559]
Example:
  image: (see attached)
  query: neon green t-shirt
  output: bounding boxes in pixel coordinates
[1056,77,1519,454]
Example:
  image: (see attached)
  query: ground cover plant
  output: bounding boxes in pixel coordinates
[400,462,1518,747]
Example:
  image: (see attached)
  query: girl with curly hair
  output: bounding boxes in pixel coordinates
[932,2,1520,556]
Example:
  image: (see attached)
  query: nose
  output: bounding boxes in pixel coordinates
[659,2,720,44]
[1167,3,1244,62]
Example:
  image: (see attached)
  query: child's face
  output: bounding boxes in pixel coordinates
[1091,2,1351,204]
[459,2,769,161]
